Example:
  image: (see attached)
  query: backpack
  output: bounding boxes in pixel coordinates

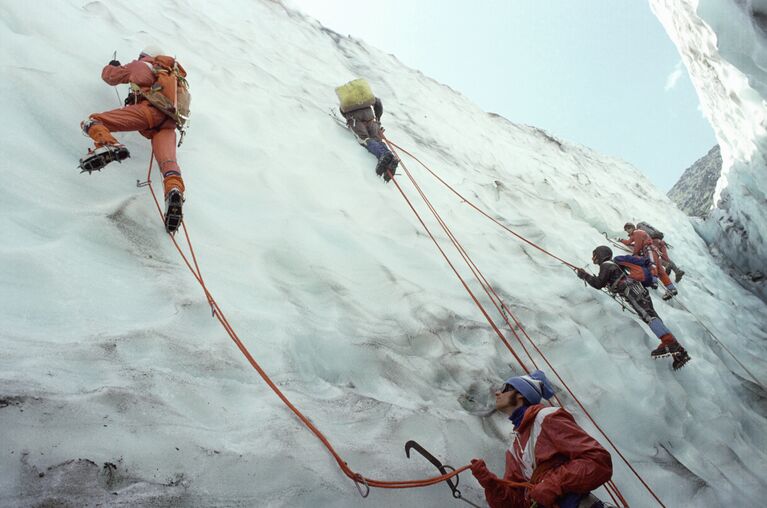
[336,78,375,113]
[132,55,191,131]
[613,255,655,287]
[636,221,664,240]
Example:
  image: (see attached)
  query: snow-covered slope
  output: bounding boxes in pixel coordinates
[667,145,721,218]
[651,0,767,289]
[1,1,766,506]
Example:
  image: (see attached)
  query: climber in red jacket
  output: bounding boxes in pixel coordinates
[621,222,678,298]
[470,370,613,508]
[78,46,188,233]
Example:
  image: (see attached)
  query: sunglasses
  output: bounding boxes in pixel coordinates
[501,384,515,394]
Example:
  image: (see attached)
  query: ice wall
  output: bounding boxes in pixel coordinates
[1,1,766,506]
[651,0,767,285]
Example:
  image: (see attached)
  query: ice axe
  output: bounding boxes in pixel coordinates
[404,440,482,507]
[111,50,122,105]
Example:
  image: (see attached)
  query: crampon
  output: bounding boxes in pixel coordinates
[164,189,184,234]
[672,350,692,370]
[78,144,130,174]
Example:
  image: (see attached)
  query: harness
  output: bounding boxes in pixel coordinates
[345,105,376,126]
[344,105,378,146]
[602,261,628,295]
[601,261,653,321]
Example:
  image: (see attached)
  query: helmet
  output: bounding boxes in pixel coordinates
[139,45,165,58]
[623,222,635,232]
[592,245,613,264]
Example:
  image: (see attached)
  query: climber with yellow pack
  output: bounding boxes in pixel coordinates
[336,79,398,182]
[78,45,191,233]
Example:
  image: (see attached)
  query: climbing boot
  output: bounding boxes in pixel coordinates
[78,144,130,174]
[375,152,394,178]
[650,344,672,359]
[382,156,399,182]
[164,188,184,234]
[665,342,684,358]
[675,270,685,283]
[672,349,691,370]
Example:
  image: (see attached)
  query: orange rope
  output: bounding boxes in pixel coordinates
[386,170,533,371]
[140,154,474,492]
[386,139,579,270]
[383,151,626,506]
[396,164,543,370]
[385,138,668,507]
[138,137,644,506]
[497,479,534,489]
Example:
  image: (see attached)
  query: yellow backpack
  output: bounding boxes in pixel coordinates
[336,78,375,113]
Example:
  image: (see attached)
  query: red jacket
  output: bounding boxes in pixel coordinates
[474,405,612,508]
[620,229,652,257]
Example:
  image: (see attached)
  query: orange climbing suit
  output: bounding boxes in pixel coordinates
[83,57,184,197]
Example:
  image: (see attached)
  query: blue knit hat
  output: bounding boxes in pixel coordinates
[503,370,555,404]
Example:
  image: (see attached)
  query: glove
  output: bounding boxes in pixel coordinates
[529,482,558,507]
[576,268,588,280]
[470,459,492,482]
[108,59,121,67]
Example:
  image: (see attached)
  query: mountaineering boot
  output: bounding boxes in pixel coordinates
[675,270,685,283]
[382,155,399,183]
[650,344,673,359]
[666,341,682,354]
[375,152,394,179]
[664,286,679,300]
[672,349,691,370]
[164,188,184,234]
[78,144,130,173]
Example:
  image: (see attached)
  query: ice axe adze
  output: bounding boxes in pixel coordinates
[404,440,482,507]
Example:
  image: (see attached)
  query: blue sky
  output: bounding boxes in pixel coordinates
[290,0,717,191]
